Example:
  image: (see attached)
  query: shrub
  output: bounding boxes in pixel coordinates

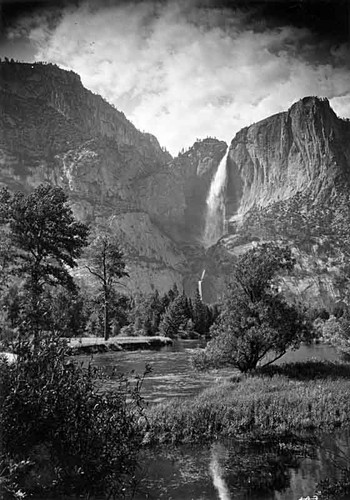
[315,315,343,343]
[0,335,146,498]
[314,315,350,356]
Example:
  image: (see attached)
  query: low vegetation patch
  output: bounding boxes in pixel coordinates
[259,359,350,380]
[144,360,350,445]
[0,336,146,499]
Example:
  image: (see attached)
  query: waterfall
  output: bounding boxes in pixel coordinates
[204,147,229,247]
[209,444,231,500]
[198,269,205,300]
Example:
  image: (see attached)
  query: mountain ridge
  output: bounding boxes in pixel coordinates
[0,61,226,298]
[2,60,350,307]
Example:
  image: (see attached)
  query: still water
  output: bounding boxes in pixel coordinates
[78,342,350,499]
[134,432,350,500]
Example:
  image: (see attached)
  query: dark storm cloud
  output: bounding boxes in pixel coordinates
[1,0,350,153]
[2,0,349,36]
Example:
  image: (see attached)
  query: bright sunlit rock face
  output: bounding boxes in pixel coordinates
[204,147,229,247]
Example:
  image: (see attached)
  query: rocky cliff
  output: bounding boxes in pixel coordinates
[2,61,350,307]
[0,61,224,297]
[138,138,227,242]
[226,96,350,219]
[219,96,350,309]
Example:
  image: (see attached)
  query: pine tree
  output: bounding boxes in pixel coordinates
[167,282,180,303]
[85,232,128,340]
[147,290,163,334]
[159,294,189,338]
[0,184,89,340]
[192,288,209,335]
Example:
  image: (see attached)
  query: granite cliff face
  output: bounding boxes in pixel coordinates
[138,138,227,242]
[0,61,169,165]
[0,61,224,296]
[225,96,350,220]
[2,61,350,306]
[219,97,350,309]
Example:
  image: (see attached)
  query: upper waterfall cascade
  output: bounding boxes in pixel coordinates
[203,147,229,247]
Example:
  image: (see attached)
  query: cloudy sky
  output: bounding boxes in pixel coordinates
[1,0,350,155]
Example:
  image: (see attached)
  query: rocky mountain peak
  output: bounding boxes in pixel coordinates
[220,97,350,309]
[289,95,332,117]
[0,60,171,170]
[226,96,350,222]
[0,60,82,92]
[0,61,229,298]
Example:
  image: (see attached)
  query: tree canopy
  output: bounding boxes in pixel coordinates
[0,184,89,291]
[0,184,89,338]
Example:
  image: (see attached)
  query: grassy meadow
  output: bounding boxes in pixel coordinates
[144,360,350,445]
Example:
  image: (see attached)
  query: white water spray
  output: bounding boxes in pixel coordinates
[209,444,231,500]
[204,148,229,247]
[198,269,205,300]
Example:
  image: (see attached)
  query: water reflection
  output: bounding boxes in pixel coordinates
[31,434,350,499]
[276,343,341,364]
[210,443,231,500]
[72,342,350,499]
[135,431,350,500]
[127,343,350,499]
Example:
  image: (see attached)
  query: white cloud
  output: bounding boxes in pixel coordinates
[11,0,350,155]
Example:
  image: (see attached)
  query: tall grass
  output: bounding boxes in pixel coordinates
[145,360,350,445]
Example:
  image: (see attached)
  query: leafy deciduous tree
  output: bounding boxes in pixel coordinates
[193,244,312,372]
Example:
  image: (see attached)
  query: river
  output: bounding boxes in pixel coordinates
[80,341,343,403]
[78,342,350,500]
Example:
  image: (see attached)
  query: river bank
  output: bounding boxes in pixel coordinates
[66,335,173,355]
[3,341,350,499]
[144,360,350,445]
[135,356,350,499]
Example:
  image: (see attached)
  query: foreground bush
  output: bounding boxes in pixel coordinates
[0,336,146,499]
[145,361,350,445]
